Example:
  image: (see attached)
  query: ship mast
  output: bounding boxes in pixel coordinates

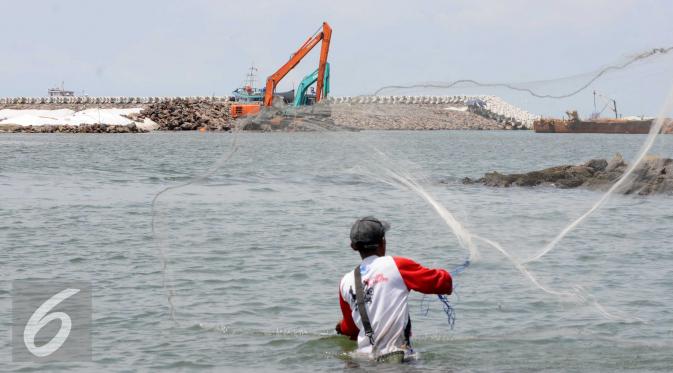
[245,64,258,89]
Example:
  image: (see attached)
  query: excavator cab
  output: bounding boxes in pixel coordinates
[293,63,330,107]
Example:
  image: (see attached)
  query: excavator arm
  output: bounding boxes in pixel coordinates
[263,22,332,106]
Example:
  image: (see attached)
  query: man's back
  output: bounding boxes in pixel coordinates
[338,255,452,357]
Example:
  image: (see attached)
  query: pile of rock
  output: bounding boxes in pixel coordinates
[327,95,540,129]
[462,154,673,195]
[330,103,506,130]
[135,99,233,131]
[5,123,147,133]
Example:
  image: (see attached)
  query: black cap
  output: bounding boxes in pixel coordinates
[350,216,390,250]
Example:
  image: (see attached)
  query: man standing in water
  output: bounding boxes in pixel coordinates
[336,216,453,362]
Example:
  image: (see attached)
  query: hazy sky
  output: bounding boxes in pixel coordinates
[2,0,673,116]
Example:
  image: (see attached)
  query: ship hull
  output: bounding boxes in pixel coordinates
[534,118,672,134]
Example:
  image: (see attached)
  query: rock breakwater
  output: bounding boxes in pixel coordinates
[327,95,539,129]
[1,95,539,132]
[0,96,228,107]
[330,103,506,130]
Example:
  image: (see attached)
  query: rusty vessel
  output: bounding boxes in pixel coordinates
[534,111,672,134]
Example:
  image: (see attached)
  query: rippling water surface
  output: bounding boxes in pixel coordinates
[1,131,672,372]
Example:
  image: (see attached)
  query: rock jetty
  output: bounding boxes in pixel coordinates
[0,96,229,107]
[1,95,539,132]
[2,95,539,129]
[330,103,507,130]
[327,95,539,129]
[462,154,673,195]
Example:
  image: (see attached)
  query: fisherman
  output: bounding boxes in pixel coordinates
[336,216,453,362]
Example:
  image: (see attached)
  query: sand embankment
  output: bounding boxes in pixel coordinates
[0,108,156,133]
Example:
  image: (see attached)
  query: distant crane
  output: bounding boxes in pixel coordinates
[592,90,619,119]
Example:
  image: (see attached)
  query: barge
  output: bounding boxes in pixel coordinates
[534,110,672,134]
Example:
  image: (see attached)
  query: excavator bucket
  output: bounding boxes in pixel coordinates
[237,101,336,131]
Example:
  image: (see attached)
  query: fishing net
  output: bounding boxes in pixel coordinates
[151,45,673,338]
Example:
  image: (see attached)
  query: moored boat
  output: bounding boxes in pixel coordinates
[534,110,672,134]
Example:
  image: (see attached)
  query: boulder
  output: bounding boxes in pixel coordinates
[481,171,518,187]
[584,158,608,172]
[606,153,626,172]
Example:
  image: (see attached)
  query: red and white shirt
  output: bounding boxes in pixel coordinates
[338,255,452,357]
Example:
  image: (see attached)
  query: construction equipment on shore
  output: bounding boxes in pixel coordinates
[293,63,330,107]
[230,22,332,122]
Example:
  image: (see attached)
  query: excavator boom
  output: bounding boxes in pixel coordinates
[264,22,332,106]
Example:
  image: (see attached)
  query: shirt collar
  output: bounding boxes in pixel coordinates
[359,255,380,273]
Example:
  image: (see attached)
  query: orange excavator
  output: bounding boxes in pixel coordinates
[230,22,332,119]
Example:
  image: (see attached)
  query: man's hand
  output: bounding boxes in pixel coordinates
[335,321,343,335]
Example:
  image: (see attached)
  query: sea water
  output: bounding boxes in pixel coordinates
[1,131,672,371]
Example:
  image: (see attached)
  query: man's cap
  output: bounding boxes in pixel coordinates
[350,216,390,250]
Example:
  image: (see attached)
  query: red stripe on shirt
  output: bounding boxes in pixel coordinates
[393,256,453,294]
[338,285,359,340]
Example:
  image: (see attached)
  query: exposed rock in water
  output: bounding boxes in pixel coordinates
[135,98,233,131]
[462,153,673,195]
